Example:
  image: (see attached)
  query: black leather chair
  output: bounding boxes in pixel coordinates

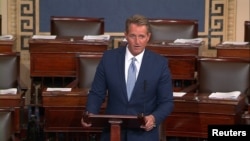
[0,52,25,141]
[0,52,27,94]
[76,53,103,88]
[244,21,250,42]
[50,16,104,36]
[0,15,2,35]
[0,109,13,141]
[0,52,20,90]
[67,53,103,89]
[197,57,250,95]
[196,57,250,122]
[148,19,198,42]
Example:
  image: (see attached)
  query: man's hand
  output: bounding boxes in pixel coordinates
[81,111,93,128]
[140,114,156,131]
[81,117,92,128]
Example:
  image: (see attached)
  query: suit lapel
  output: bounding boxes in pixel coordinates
[117,47,129,101]
[130,50,151,101]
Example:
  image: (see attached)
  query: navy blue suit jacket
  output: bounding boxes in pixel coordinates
[86,46,173,141]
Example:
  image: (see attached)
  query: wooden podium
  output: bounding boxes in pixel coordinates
[83,113,145,141]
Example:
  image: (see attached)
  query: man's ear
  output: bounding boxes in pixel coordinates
[124,32,128,41]
[147,33,151,41]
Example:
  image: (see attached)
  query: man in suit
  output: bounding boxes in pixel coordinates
[81,14,173,141]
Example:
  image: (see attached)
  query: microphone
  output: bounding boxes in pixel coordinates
[143,80,147,114]
[139,80,147,125]
[144,80,147,93]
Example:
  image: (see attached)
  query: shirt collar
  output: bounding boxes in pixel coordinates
[125,46,144,63]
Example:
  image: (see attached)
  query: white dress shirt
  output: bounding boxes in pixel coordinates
[125,46,144,82]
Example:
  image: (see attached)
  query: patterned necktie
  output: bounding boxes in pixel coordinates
[127,57,137,100]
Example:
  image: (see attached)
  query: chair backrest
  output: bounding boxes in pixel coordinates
[197,57,250,95]
[76,53,103,88]
[244,21,250,42]
[0,52,20,89]
[0,109,13,141]
[50,16,104,36]
[0,15,2,35]
[148,19,198,42]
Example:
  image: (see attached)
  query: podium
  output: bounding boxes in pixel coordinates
[83,114,145,141]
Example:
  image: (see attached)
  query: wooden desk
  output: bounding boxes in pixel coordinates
[42,88,106,140]
[119,41,200,56]
[42,88,246,139]
[165,93,246,138]
[29,37,109,77]
[42,88,92,132]
[216,44,250,58]
[146,42,199,56]
[0,38,16,52]
[146,42,200,92]
[0,94,22,133]
[29,37,109,104]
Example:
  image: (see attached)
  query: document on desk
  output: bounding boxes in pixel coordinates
[32,35,57,39]
[83,34,110,41]
[209,91,241,100]
[174,38,203,44]
[0,35,14,40]
[173,92,186,97]
[46,88,72,92]
[222,41,249,45]
[0,88,17,94]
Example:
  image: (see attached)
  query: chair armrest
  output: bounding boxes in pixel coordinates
[180,83,199,93]
[17,79,28,97]
[66,79,78,88]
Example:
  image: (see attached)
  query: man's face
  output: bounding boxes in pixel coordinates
[125,23,151,56]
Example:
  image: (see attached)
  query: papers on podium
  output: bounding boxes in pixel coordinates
[46,88,72,92]
[174,38,203,44]
[173,92,186,97]
[32,35,56,39]
[83,34,110,41]
[209,91,241,100]
[0,88,17,94]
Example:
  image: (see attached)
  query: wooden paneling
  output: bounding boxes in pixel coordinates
[216,44,250,59]
[0,38,16,52]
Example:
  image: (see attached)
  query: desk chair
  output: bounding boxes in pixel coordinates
[182,57,250,126]
[0,52,26,93]
[76,53,103,88]
[0,52,26,141]
[0,15,2,35]
[148,19,198,42]
[45,53,103,141]
[67,53,103,89]
[0,50,24,92]
[244,21,250,42]
[50,16,104,36]
[197,58,250,120]
[0,109,13,141]
[197,57,250,95]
